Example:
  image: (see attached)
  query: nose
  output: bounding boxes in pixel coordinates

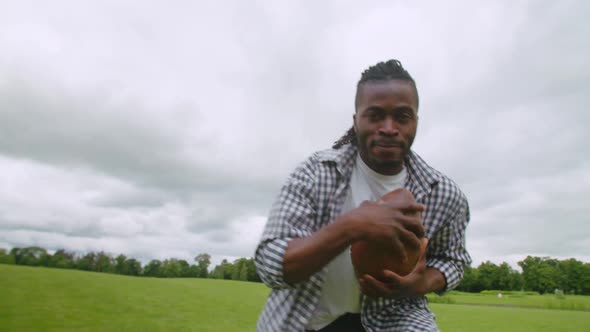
[378,117,399,136]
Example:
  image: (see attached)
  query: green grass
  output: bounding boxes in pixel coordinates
[1,264,269,332]
[433,304,590,332]
[2,264,589,331]
[428,291,590,311]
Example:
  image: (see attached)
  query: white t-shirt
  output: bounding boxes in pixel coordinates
[306,154,407,330]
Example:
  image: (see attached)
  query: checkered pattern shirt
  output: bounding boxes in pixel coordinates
[255,144,471,332]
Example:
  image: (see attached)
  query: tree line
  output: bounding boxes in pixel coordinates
[0,247,260,283]
[2,247,588,294]
[456,256,590,295]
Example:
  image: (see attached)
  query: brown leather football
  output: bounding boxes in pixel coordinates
[350,189,427,278]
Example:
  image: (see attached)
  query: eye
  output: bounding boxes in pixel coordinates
[395,111,413,123]
[365,109,384,121]
[369,113,381,121]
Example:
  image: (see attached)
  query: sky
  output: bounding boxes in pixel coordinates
[1,0,589,270]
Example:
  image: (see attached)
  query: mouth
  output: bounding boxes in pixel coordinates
[373,141,404,148]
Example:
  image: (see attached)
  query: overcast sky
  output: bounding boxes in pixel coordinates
[1,0,589,270]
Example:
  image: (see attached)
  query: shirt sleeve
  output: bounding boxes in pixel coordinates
[254,157,319,289]
[426,189,471,293]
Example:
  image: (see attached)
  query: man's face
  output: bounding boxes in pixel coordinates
[354,79,418,175]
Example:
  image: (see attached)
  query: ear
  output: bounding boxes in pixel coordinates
[352,113,357,133]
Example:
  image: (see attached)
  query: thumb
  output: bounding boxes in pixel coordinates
[380,269,403,285]
[411,238,429,274]
[419,238,429,260]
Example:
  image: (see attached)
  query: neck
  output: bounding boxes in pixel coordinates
[358,153,404,176]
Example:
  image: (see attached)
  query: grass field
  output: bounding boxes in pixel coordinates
[428,291,590,311]
[432,304,589,332]
[1,264,267,332]
[2,264,589,331]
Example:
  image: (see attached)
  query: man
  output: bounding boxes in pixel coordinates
[255,59,471,331]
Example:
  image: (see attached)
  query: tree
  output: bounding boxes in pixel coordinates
[582,263,590,295]
[161,259,185,278]
[456,261,522,292]
[144,259,162,277]
[239,263,249,281]
[231,258,248,281]
[559,258,585,294]
[495,262,514,291]
[194,253,211,278]
[210,259,233,280]
[223,258,259,282]
[508,268,523,291]
[10,247,48,266]
[178,259,191,277]
[125,258,142,276]
[187,264,201,278]
[77,252,96,271]
[38,251,52,267]
[0,248,15,264]
[245,258,261,282]
[115,254,128,275]
[94,252,114,273]
[476,261,499,290]
[518,256,561,294]
[231,259,243,281]
[456,265,479,292]
[49,249,76,269]
[538,260,561,293]
[519,256,539,292]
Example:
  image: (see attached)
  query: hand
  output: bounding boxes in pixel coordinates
[346,189,426,263]
[358,238,430,299]
[373,188,426,242]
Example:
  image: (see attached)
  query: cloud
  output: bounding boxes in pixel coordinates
[0,0,589,271]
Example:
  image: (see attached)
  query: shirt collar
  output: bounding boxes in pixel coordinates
[317,143,357,177]
[318,144,440,197]
[404,150,441,199]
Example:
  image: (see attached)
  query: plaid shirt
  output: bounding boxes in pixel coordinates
[255,144,471,332]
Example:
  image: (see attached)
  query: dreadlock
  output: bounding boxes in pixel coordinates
[332,59,418,149]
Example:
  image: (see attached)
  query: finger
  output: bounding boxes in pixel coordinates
[390,235,408,263]
[395,218,421,240]
[396,214,425,238]
[360,200,374,207]
[381,269,404,285]
[408,238,430,274]
[358,277,381,298]
[419,238,429,260]
[401,203,426,213]
[362,274,394,297]
[397,227,421,251]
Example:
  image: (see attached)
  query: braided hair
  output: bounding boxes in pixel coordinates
[332,59,418,149]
